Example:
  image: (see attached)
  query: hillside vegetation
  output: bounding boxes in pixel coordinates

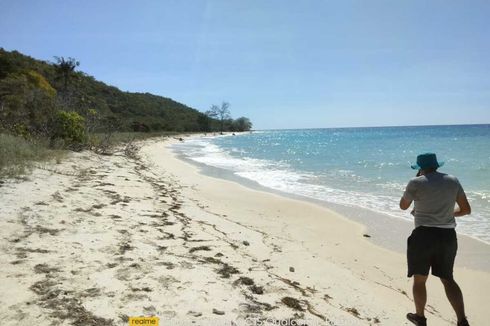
[0,48,252,175]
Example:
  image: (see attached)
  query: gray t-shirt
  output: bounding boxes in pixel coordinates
[402,171,465,228]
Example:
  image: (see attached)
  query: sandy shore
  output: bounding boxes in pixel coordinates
[1,136,489,325]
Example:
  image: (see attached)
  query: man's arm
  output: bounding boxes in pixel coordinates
[400,179,415,210]
[454,193,471,217]
[399,197,412,210]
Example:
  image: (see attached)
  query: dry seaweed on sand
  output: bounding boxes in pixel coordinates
[217,263,240,278]
[189,245,212,253]
[233,276,255,286]
[281,297,304,311]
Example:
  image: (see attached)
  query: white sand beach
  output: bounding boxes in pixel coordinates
[1,135,489,326]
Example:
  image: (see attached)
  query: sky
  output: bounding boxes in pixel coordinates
[1,0,489,130]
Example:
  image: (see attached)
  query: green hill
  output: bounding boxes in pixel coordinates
[0,48,228,135]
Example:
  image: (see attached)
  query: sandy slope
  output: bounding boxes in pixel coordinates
[0,136,488,326]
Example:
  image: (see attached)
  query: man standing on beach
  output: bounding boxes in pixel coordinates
[399,153,471,326]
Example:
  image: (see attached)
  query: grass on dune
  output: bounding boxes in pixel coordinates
[0,131,188,178]
[0,133,65,178]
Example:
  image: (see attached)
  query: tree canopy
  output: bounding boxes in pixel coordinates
[206,102,252,132]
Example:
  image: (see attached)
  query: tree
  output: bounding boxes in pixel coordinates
[197,113,212,132]
[206,102,230,132]
[131,121,150,132]
[0,53,15,79]
[232,117,252,131]
[85,109,99,133]
[53,56,79,95]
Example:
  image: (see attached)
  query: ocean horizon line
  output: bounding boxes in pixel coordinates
[253,123,490,132]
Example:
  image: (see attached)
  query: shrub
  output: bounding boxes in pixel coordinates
[25,70,56,98]
[131,121,150,132]
[52,110,87,145]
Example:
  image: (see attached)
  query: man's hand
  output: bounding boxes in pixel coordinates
[454,193,471,217]
[399,197,412,210]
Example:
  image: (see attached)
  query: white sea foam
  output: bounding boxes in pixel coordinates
[177,139,290,174]
[174,138,408,218]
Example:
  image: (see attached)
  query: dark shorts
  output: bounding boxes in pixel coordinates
[407,226,457,279]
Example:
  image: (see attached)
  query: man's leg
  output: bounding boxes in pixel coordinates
[413,274,428,317]
[440,278,466,322]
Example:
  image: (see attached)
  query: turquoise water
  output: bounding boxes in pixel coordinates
[173,125,490,243]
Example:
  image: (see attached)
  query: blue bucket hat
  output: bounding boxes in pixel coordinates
[411,153,444,170]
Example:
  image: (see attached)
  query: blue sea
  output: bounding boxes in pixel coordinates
[173,125,490,244]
